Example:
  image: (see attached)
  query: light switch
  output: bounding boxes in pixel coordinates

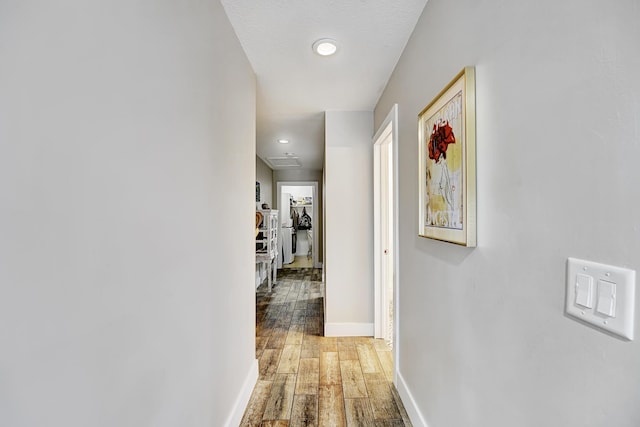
[566,258,636,340]
[596,280,616,317]
[575,274,593,308]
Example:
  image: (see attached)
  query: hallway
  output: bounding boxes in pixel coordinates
[241,269,412,426]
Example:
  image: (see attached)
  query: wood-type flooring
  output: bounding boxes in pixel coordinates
[241,268,412,427]
[282,256,314,269]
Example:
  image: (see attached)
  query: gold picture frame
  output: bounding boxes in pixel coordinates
[418,67,476,246]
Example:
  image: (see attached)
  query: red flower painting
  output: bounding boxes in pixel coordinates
[428,119,455,163]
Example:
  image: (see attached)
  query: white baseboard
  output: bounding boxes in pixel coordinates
[324,322,374,337]
[224,359,259,427]
[396,370,428,427]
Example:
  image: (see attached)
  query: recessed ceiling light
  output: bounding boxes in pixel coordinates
[284,152,295,156]
[312,38,338,56]
[278,139,290,144]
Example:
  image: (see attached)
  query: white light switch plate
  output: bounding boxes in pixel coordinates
[566,258,635,340]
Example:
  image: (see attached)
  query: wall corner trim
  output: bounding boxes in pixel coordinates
[224,359,259,427]
[324,322,374,337]
[396,370,429,427]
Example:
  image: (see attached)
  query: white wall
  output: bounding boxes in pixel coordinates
[324,111,375,336]
[0,2,257,426]
[256,156,273,209]
[375,0,640,426]
[283,185,313,200]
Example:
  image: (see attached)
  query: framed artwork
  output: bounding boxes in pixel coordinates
[418,67,476,247]
[256,181,261,202]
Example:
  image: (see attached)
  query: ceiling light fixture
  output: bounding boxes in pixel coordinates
[312,38,338,56]
[277,139,290,144]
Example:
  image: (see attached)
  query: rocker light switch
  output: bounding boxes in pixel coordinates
[575,274,593,308]
[596,280,616,317]
[566,258,636,340]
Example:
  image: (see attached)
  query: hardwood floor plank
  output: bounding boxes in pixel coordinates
[318,384,347,427]
[303,334,322,345]
[310,293,323,301]
[339,349,359,361]
[285,324,305,345]
[291,309,307,325]
[300,342,319,358]
[307,302,322,317]
[256,336,269,358]
[365,377,402,420]
[319,352,341,385]
[256,306,269,323]
[272,294,288,304]
[261,420,289,427]
[283,301,299,313]
[363,372,387,385]
[344,398,375,427]
[290,394,318,427]
[294,301,308,310]
[263,373,296,421]
[266,303,286,316]
[372,420,406,427]
[277,315,293,329]
[337,340,355,350]
[356,344,383,374]
[258,317,277,337]
[304,316,322,336]
[277,345,302,374]
[260,349,282,380]
[266,330,288,349]
[369,396,402,422]
[375,349,394,381]
[295,358,319,395]
[286,286,302,301]
[340,360,368,398]
[372,339,391,352]
[240,380,272,427]
[391,386,413,427]
[319,337,338,352]
[364,379,394,401]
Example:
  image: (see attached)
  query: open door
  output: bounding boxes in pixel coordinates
[373,105,398,359]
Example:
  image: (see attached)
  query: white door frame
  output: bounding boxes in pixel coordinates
[276,181,320,269]
[373,104,399,382]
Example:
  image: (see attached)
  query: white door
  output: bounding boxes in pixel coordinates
[373,105,397,350]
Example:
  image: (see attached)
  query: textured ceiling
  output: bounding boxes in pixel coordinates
[221,0,428,171]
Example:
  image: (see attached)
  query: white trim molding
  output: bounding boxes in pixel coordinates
[324,322,374,337]
[224,359,259,427]
[396,370,428,427]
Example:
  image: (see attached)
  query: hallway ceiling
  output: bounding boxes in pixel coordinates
[221,0,428,171]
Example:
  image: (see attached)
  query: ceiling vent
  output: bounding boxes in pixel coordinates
[265,156,302,169]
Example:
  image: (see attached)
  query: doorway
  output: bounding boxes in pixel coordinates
[276,181,320,269]
[373,105,398,376]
